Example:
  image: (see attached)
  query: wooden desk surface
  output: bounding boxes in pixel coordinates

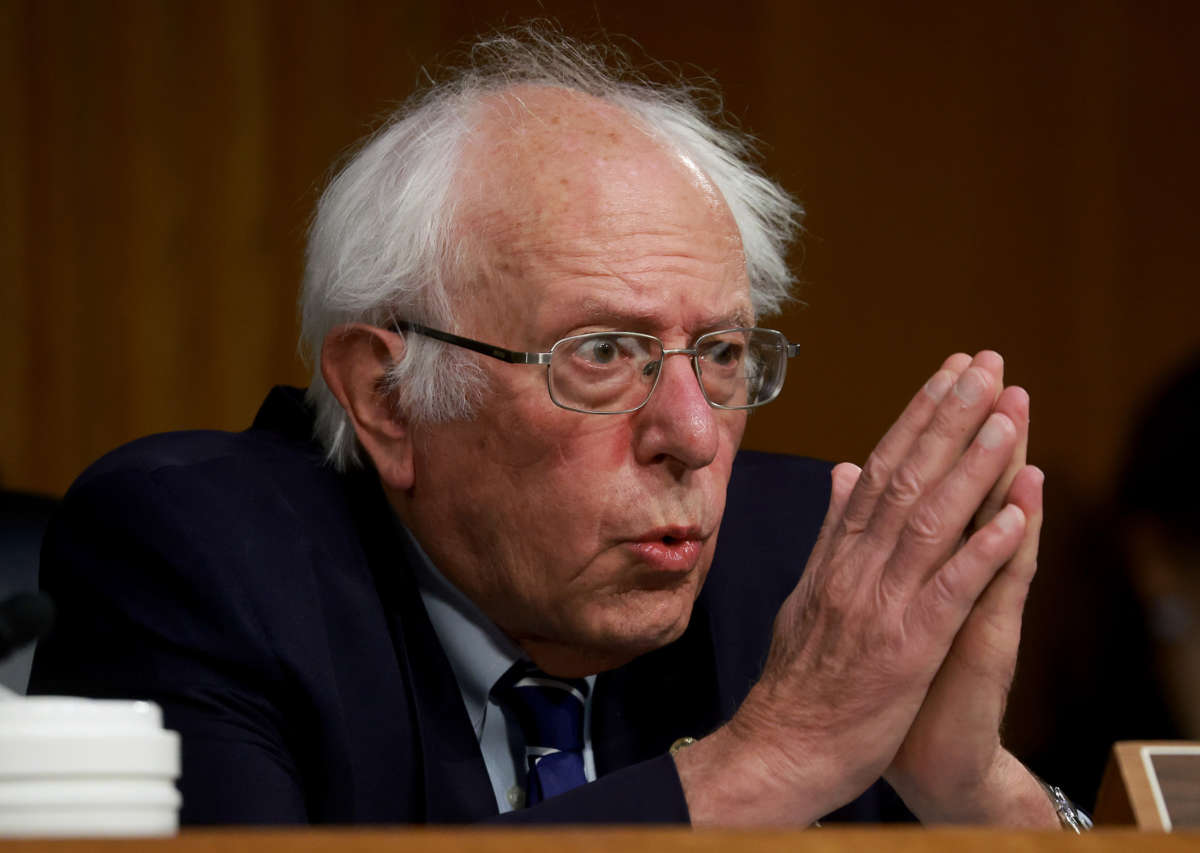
[1,828,1198,852]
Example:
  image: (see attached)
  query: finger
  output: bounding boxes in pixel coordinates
[973,387,1030,529]
[992,464,1043,591]
[804,462,862,571]
[839,353,973,533]
[883,406,1021,591]
[940,352,975,374]
[910,500,1028,640]
[962,350,1004,400]
[853,353,1005,553]
[941,465,1044,689]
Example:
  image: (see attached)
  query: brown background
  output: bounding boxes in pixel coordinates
[2,0,1198,803]
[3,0,1197,499]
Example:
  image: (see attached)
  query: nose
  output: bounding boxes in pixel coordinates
[631,351,720,472]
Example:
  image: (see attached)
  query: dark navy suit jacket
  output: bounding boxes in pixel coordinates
[30,387,908,824]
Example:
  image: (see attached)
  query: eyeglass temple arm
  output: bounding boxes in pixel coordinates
[390,321,551,365]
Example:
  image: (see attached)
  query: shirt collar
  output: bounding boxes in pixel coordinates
[403,525,525,737]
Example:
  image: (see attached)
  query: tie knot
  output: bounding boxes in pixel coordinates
[495,663,589,753]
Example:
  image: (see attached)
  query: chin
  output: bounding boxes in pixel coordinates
[520,583,701,676]
[575,594,697,666]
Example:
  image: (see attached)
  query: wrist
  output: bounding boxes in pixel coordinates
[1037,779,1092,832]
[890,747,1061,826]
[672,712,839,827]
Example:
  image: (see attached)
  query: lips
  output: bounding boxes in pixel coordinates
[627,526,705,573]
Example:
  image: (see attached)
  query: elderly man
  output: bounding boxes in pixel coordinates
[30,31,1084,828]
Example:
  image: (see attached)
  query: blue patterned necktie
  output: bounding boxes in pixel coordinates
[495,663,590,807]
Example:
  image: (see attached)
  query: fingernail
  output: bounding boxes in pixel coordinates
[924,370,954,402]
[994,504,1024,534]
[954,368,986,405]
[977,413,1010,449]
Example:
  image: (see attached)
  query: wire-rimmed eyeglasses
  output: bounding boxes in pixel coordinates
[390,321,799,415]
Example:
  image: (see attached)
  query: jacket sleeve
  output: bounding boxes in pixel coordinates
[29,464,311,824]
[493,755,690,824]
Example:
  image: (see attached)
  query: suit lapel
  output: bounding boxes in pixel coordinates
[349,470,498,823]
[592,601,723,776]
[392,580,499,822]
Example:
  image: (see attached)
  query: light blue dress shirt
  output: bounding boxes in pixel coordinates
[404,527,597,813]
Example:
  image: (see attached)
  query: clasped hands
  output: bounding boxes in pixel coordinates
[677,351,1058,827]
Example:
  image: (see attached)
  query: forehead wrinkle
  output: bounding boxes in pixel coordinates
[499,208,746,267]
[527,244,740,283]
[477,222,743,297]
[487,193,727,247]
[557,293,754,333]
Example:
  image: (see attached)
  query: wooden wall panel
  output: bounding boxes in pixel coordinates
[2,0,1197,511]
[0,0,441,493]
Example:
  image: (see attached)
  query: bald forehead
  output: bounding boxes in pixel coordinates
[455,86,730,241]
[467,86,661,169]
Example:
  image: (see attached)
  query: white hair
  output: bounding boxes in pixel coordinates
[300,26,804,470]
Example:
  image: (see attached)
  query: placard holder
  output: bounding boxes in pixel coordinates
[1096,741,1200,830]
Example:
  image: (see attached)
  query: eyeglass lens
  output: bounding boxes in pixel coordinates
[548,329,786,414]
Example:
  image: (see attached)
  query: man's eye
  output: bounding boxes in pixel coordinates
[579,339,619,364]
[706,341,743,365]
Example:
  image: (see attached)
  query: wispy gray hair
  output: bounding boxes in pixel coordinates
[300,25,804,470]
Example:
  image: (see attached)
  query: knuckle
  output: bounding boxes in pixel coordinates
[927,565,960,608]
[905,503,946,547]
[884,462,924,508]
[858,452,891,496]
[821,550,861,606]
[867,568,914,619]
[823,575,852,608]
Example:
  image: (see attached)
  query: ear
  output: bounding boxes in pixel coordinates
[320,323,414,491]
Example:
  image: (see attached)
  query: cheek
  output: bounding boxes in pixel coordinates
[482,387,637,484]
[525,428,646,544]
[449,406,635,564]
